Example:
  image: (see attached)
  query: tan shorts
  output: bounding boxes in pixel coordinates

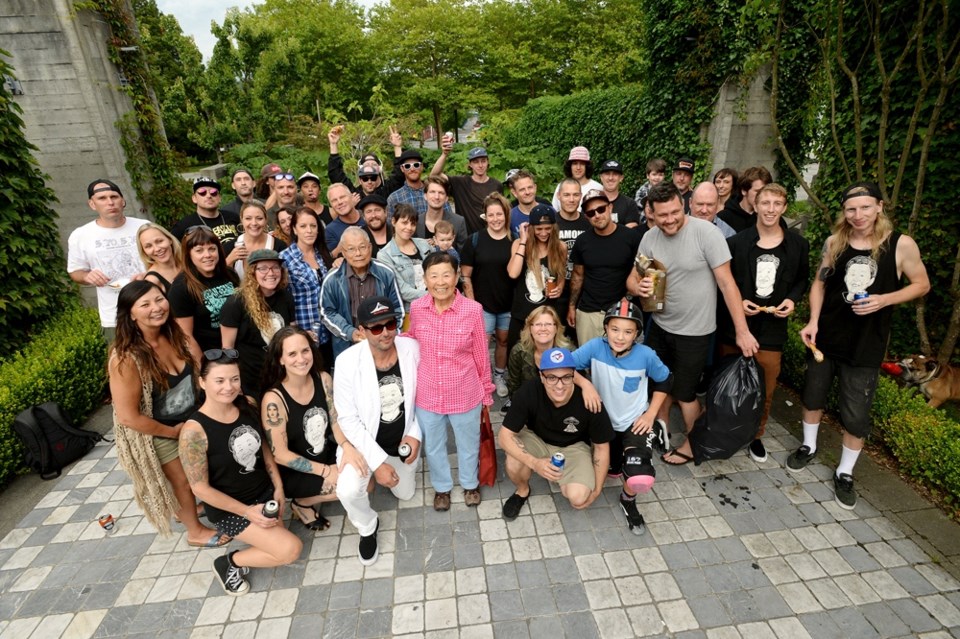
[153,435,180,466]
[515,428,596,490]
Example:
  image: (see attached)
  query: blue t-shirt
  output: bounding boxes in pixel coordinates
[510,206,529,236]
[325,216,367,251]
[572,337,671,432]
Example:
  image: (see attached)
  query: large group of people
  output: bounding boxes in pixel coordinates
[68,132,929,597]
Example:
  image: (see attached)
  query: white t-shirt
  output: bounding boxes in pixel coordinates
[67,216,149,327]
[552,178,603,212]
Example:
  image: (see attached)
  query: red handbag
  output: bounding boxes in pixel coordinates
[479,406,497,486]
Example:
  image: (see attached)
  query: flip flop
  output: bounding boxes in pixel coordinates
[188,533,231,548]
[661,448,694,466]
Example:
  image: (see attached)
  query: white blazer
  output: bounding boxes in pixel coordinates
[333,335,421,471]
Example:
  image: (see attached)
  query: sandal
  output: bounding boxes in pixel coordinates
[188,532,231,548]
[291,500,331,531]
[661,448,694,466]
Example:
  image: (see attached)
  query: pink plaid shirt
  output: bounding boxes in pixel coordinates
[408,290,494,413]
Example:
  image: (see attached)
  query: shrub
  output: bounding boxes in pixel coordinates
[0,305,107,487]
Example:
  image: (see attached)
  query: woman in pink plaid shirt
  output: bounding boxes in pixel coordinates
[408,251,495,512]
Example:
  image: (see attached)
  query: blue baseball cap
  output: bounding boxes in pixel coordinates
[467,147,488,160]
[540,347,575,371]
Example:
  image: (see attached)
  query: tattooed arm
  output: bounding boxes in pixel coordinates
[583,441,610,509]
[497,426,560,481]
[179,421,264,520]
[260,390,334,479]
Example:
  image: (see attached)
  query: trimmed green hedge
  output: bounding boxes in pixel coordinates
[780,320,960,509]
[0,305,107,487]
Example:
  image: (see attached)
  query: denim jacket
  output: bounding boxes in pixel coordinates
[319,260,405,357]
[376,238,432,312]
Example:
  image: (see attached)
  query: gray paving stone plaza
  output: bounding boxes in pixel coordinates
[1,392,959,638]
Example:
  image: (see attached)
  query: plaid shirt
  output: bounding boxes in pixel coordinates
[407,291,494,413]
[387,183,452,217]
[280,243,329,344]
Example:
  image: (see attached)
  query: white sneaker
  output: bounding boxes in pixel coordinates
[494,373,508,398]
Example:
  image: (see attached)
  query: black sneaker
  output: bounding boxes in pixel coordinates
[619,497,645,536]
[652,419,669,454]
[502,491,529,521]
[749,439,768,463]
[359,520,380,566]
[499,398,512,415]
[786,445,816,472]
[213,553,249,596]
[834,473,857,510]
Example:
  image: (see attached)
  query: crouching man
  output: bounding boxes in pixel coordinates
[499,347,614,520]
[334,296,421,565]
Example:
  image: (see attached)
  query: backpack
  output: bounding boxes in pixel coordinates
[12,402,108,479]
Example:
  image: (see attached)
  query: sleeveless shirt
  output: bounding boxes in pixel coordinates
[272,377,337,465]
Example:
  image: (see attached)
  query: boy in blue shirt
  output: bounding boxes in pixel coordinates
[572,298,672,535]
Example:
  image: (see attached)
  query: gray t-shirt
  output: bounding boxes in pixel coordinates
[638,217,730,336]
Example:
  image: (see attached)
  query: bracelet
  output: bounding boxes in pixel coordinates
[321,464,329,478]
[515,252,525,257]
[518,243,526,246]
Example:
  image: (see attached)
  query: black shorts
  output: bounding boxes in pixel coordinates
[207,485,275,538]
[801,354,879,439]
[645,323,711,403]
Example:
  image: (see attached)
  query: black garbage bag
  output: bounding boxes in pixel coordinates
[690,355,764,463]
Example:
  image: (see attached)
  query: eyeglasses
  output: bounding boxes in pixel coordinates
[363,318,398,335]
[196,189,219,197]
[273,173,295,181]
[542,373,575,385]
[255,265,282,274]
[203,348,239,361]
[401,162,423,170]
[359,175,380,182]
[532,322,556,329]
[343,244,371,256]
[583,205,607,218]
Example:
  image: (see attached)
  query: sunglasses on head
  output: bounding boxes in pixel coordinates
[196,189,219,197]
[401,162,423,170]
[359,175,380,182]
[363,318,398,335]
[203,348,239,361]
[583,204,607,218]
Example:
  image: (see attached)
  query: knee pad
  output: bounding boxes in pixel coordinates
[623,449,656,494]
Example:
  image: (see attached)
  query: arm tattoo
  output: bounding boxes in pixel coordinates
[512,434,526,452]
[321,375,339,427]
[593,454,601,468]
[265,402,283,427]
[263,428,275,454]
[320,481,336,495]
[288,456,312,473]
[180,428,209,485]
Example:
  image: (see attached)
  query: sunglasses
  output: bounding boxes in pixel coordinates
[272,173,295,181]
[401,162,423,170]
[359,175,380,182]
[196,189,219,197]
[363,318,398,335]
[203,348,239,361]
[583,205,607,218]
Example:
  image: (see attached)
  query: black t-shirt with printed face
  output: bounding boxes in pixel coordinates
[375,360,405,456]
[460,232,514,314]
[504,379,614,448]
[171,210,241,250]
[571,225,642,312]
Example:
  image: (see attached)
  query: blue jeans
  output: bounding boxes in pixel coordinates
[416,404,482,492]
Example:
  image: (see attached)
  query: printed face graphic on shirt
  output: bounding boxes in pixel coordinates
[379,374,404,423]
[155,374,195,420]
[524,264,549,303]
[755,254,781,299]
[259,311,285,345]
[843,255,878,303]
[303,407,329,456]
[228,424,261,473]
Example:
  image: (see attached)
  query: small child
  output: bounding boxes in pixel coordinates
[572,299,672,536]
[433,220,460,265]
[634,158,667,224]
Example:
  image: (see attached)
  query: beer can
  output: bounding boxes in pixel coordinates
[854,291,869,302]
[550,452,565,470]
[398,443,412,462]
[262,500,280,519]
[98,514,117,535]
[311,321,322,343]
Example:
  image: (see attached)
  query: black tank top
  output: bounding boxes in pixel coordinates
[817,232,901,367]
[151,364,197,427]
[273,377,337,465]
[191,407,272,523]
[146,271,172,296]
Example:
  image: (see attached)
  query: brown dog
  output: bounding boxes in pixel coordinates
[898,355,960,408]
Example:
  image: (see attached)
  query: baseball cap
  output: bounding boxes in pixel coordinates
[192,177,221,193]
[504,168,520,186]
[540,347,575,371]
[357,296,398,326]
[467,147,488,160]
[528,204,557,226]
[398,149,423,163]
[673,157,695,174]
[87,179,123,198]
[231,167,253,181]
[260,163,282,178]
[358,165,381,179]
[840,181,882,204]
[567,146,591,162]
[359,153,382,167]
[358,193,389,210]
[599,160,623,174]
[296,172,321,187]
[246,249,282,266]
[581,189,607,208]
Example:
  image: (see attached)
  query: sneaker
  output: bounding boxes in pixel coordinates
[619,497,646,536]
[213,553,249,596]
[433,491,451,512]
[502,491,529,520]
[359,520,379,566]
[786,445,816,472]
[494,372,508,398]
[749,439,768,463]
[499,398,512,415]
[464,488,482,507]
[834,473,857,510]
[652,419,669,454]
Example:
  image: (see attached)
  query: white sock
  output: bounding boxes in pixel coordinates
[802,422,819,453]
[836,445,861,477]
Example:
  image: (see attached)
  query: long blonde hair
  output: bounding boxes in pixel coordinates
[519,306,572,355]
[525,223,567,290]
[238,259,289,337]
[824,204,894,268]
[137,223,182,271]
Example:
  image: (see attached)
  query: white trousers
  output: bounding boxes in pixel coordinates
[336,455,419,536]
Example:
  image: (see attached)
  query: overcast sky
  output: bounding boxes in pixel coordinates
[156,0,380,62]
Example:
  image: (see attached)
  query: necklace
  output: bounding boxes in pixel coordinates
[199,211,224,229]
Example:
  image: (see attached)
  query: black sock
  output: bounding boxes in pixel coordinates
[620,489,635,502]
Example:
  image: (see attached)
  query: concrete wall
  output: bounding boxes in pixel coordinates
[706,64,778,181]
[1,0,144,253]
